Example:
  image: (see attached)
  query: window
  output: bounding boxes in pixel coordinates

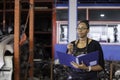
[89,9,120,21]
[77,9,86,20]
[56,9,68,21]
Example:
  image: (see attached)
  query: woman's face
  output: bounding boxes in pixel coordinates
[77,22,89,38]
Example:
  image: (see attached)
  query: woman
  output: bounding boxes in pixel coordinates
[67,20,104,80]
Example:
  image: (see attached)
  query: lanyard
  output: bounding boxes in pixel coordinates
[73,38,89,55]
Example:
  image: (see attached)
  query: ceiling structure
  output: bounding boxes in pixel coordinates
[56,0,120,4]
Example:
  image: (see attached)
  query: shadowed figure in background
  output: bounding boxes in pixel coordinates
[113,26,118,43]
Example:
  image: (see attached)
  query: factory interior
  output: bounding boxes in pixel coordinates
[0,0,120,80]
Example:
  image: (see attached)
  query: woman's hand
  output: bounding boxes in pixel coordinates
[67,43,73,54]
[71,61,88,70]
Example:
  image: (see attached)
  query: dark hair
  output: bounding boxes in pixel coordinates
[78,20,89,29]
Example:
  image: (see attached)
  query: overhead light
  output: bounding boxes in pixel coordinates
[100,14,105,17]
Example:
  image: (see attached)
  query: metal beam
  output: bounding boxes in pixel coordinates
[14,0,20,80]
[29,0,34,79]
[3,0,6,32]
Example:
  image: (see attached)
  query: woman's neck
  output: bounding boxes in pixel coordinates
[79,37,88,41]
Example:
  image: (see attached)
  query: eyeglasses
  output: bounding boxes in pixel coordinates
[76,28,88,31]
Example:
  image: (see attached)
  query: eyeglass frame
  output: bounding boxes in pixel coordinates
[76,27,88,31]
